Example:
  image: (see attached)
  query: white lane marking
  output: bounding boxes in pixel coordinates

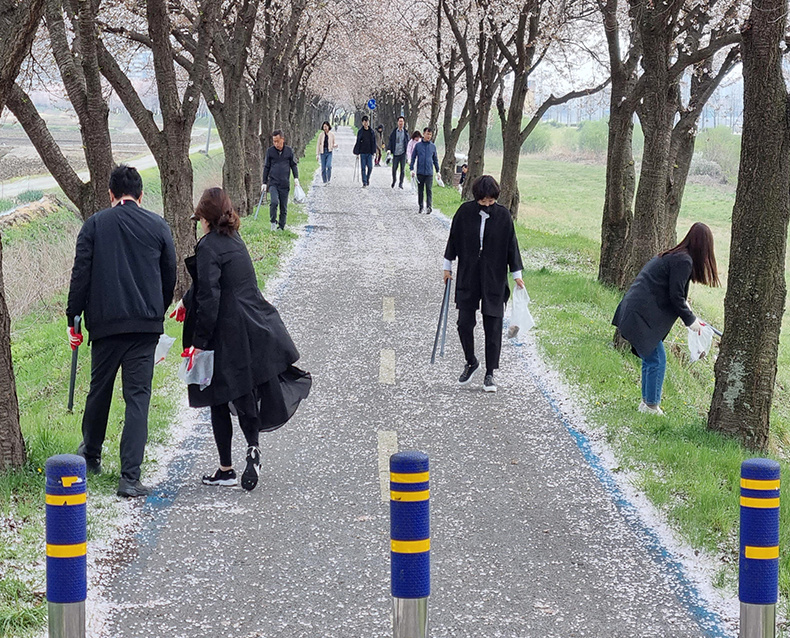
[376,221,385,231]
[379,349,396,384]
[377,431,399,503]
[382,297,395,322]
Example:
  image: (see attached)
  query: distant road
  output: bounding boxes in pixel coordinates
[0,142,223,200]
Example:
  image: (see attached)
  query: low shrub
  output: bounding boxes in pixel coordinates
[522,123,553,154]
[17,190,43,203]
[577,120,609,155]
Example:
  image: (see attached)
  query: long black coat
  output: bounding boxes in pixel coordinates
[182,231,300,408]
[612,251,697,358]
[444,201,523,317]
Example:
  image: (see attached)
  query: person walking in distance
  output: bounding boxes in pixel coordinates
[612,223,719,415]
[410,127,440,214]
[172,189,311,490]
[316,121,338,185]
[67,165,177,497]
[443,175,524,393]
[388,116,410,189]
[261,130,300,231]
[353,116,377,187]
[375,124,385,166]
[406,130,422,166]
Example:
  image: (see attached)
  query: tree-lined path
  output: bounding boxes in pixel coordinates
[99,128,724,637]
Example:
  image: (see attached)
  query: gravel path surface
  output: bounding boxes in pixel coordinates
[97,128,725,638]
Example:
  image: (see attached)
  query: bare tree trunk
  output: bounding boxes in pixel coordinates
[708,8,789,451]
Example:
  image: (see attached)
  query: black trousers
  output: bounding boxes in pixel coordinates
[417,174,433,211]
[80,333,158,482]
[457,309,503,375]
[391,153,406,186]
[269,185,289,229]
[210,393,260,468]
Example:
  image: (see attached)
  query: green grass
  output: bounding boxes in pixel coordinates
[433,152,790,611]
[0,144,312,636]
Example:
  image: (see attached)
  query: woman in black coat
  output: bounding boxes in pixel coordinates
[612,222,719,415]
[173,188,311,491]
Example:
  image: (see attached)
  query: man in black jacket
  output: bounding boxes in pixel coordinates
[443,175,524,393]
[67,165,177,497]
[388,116,409,189]
[262,130,300,231]
[353,116,377,187]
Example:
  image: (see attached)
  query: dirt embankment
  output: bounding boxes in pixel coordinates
[0,193,79,230]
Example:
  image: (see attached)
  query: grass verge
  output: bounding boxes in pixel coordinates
[0,146,314,636]
[430,161,790,617]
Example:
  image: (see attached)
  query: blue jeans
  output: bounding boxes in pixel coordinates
[360,153,373,185]
[320,152,333,183]
[641,341,666,406]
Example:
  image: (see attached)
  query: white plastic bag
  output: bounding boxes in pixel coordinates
[436,175,445,188]
[154,334,176,365]
[688,324,715,362]
[508,286,534,341]
[177,350,215,390]
[293,184,306,204]
[403,178,412,192]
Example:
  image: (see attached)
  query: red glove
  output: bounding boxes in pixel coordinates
[170,305,186,322]
[181,347,195,371]
[68,326,83,351]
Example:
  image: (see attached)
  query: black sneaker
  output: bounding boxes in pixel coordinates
[117,478,152,498]
[426,208,432,215]
[77,445,101,475]
[202,468,238,487]
[458,361,480,386]
[398,184,404,189]
[241,446,261,491]
[483,374,497,393]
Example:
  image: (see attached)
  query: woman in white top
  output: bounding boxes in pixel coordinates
[316,121,339,184]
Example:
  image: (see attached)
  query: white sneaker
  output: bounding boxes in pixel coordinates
[638,400,664,415]
[270,222,277,231]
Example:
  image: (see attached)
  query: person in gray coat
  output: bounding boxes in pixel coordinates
[612,223,720,415]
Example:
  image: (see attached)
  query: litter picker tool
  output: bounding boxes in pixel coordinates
[67,316,81,413]
[254,189,268,220]
[354,155,360,182]
[431,279,452,364]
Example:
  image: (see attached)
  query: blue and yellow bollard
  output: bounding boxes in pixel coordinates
[390,450,429,638]
[46,454,87,638]
[739,458,780,638]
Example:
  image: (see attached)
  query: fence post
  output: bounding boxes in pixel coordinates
[739,458,780,638]
[46,454,87,638]
[390,450,430,638]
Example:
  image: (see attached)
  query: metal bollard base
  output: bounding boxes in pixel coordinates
[49,601,86,638]
[740,602,775,638]
[393,597,428,638]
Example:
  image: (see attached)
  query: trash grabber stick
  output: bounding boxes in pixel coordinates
[354,155,360,182]
[67,316,81,413]
[439,278,451,358]
[254,189,266,220]
[431,279,450,364]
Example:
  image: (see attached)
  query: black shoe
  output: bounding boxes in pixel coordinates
[202,468,238,487]
[391,183,395,189]
[117,478,152,498]
[77,444,101,475]
[241,446,261,491]
[426,208,432,215]
[458,361,480,386]
[398,184,404,189]
[483,374,497,393]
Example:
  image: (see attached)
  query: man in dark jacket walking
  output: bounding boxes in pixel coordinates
[67,165,177,497]
[443,175,524,392]
[262,130,300,231]
[353,116,377,187]
[410,127,441,213]
[388,116,409,189]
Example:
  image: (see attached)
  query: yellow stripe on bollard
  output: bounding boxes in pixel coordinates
[740,497,780,509]
[745,546,780,560]
[391,539,431,553]
[60,476,82,488]
[46,543,87,558]
[741,478,781,491]
[390,472,429,483]
[391,490,429,502]
[46,493,87,506]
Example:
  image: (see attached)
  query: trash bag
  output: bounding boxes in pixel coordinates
[293,184,307,204]
[154,334,176,365]
[178,350,215,390]
[404,177,412,192]
[688,324,715,362]
[436,175,445,188]
[508,286,534,341]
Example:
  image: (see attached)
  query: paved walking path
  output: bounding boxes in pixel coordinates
[98,128,724,637]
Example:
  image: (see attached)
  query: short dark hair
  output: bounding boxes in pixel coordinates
[423,127,433,134]
[397,116,404,121]
[472,175,500,201]
[321,120,332,130]
[362,115,369,122]
[411,130,422,140]
[272,129,284,139]
[109,165,143,200]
